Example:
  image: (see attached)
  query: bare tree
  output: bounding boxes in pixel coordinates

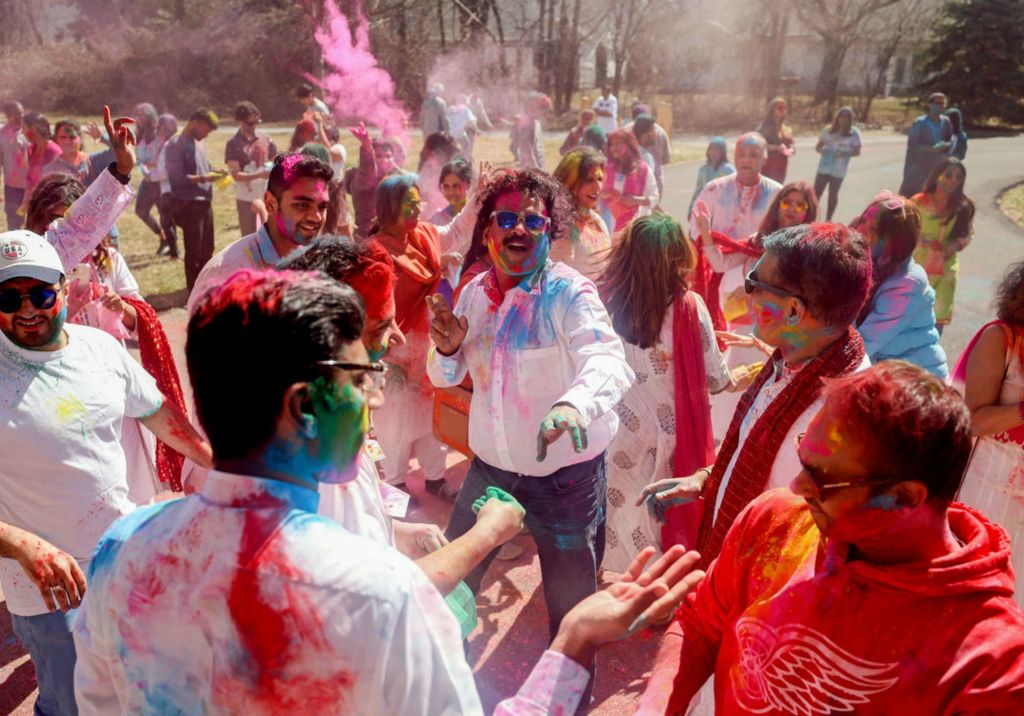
[608,0,658,96]
[853,0,934,120]
[794,0,904,114]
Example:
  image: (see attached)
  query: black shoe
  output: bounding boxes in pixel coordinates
[156,241,170,256]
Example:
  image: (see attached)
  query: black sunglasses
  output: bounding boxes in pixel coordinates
[316,360,387,391]
[0,287,58,314]
[745,270,811,306]
[491,210,549,233]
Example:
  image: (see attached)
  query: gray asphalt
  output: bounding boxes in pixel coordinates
[660,133,1024,362]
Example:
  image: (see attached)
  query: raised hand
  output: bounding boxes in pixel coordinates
[715,330,772,356]
[550,545,705,664]
[693,199,712,240]
[635,471,709,514]
[426,293,468,356]
[537,403,588,462]
[475,160,493,193]
[349,121,372,150]
[472,487,526,545]
[103,105,136,176]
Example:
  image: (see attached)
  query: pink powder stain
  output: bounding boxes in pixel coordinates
[225,509,354,711]
[313,0,408,143]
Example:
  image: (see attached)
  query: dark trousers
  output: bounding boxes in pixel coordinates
[134,180,163,237]
[174,199,215,289]
[158,193,179,257]
[4,184,25,229]
[236,199,258,237]
[446,453,607,639]
[814,173,845,221]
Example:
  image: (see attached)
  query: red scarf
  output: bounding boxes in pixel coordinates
[376,223,442,335]
[123,296,188,492]
[691,231,764,333]
[695,327,865,567]
[662,291,716,549]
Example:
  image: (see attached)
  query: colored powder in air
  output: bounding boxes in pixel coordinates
[313,0,408,143]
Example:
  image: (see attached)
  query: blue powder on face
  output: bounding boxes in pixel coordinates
[867,493,900,511]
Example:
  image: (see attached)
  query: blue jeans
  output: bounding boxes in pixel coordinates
[4,185,25,230]
[445,453,607,639]
[10,609,79,715]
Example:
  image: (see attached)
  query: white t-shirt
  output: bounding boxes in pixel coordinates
[593,94,618,134]
[0,323,164,616]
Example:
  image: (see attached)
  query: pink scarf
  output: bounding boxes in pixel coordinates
[603,160,650,231]
[662,290,716,549]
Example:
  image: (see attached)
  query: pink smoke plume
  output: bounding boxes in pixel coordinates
[311,0,408,141]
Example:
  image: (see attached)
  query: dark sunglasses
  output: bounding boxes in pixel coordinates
[491,210,549,233]
[745,270,811,306]
[0,287,58,313]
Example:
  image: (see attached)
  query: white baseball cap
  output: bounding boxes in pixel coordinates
[0,230,64,286]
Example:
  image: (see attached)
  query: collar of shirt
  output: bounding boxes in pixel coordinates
[253,224,282,268]
[482,261,549,306]
[200,469,320,514]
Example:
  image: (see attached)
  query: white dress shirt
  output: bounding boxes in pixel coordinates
[427,262,634,476]
[73,470,588,715]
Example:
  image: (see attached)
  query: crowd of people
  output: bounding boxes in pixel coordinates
[0,79,1022,716]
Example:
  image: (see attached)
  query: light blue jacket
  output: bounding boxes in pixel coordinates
[857,259,948,378]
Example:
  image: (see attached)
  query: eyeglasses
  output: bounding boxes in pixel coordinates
[744,270,811,306]
[795,433,893,495]
[779,199,808,212]
[491,210,549,233]
[316,360,387,391]
[0,287,58,313]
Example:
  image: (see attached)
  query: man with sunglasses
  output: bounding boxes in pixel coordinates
[225,100,277,237]
[73,269,703,715]
[638,222,872,712]
[426,169,634,679]
[650,361,1024,714]
[0,230,212,715]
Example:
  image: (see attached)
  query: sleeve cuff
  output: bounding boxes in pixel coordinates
[515,650,590,713]
[107,162,131,185]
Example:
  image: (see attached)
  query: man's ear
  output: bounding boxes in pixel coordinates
[283,383,316,440]
[891,480,929,510]
[263,190,279,215]
[788,296,806,324]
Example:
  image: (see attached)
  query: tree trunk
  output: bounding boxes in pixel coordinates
[814,41,848,111]
[763,6,791,100]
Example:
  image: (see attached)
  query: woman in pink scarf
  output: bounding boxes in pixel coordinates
[602,130,658,232]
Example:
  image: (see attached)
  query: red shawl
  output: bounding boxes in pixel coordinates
[662,290,716,549]
[123,296,188,492]
[376,222,442,335]
[695,327,865,568]
[691,231,764,333]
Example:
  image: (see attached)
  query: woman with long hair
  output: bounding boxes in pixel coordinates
[911,157,974,332]
[43,120,91,183]
[597,214,732,571]
[692,180,817,330]
[602,129,658,232]
[952,260,1024,606]
[756,96,795,183]
[26,174,187,502]
[852,191,947,376]
[814,106,862,220]
[550,146,612,280]
[367,166,484,491]
[288,119,317,152]
[418,132,461,219]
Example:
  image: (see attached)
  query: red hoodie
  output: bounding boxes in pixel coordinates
[656,489,1024,715]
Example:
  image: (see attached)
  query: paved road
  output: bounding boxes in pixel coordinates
[2,133,1020,715]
